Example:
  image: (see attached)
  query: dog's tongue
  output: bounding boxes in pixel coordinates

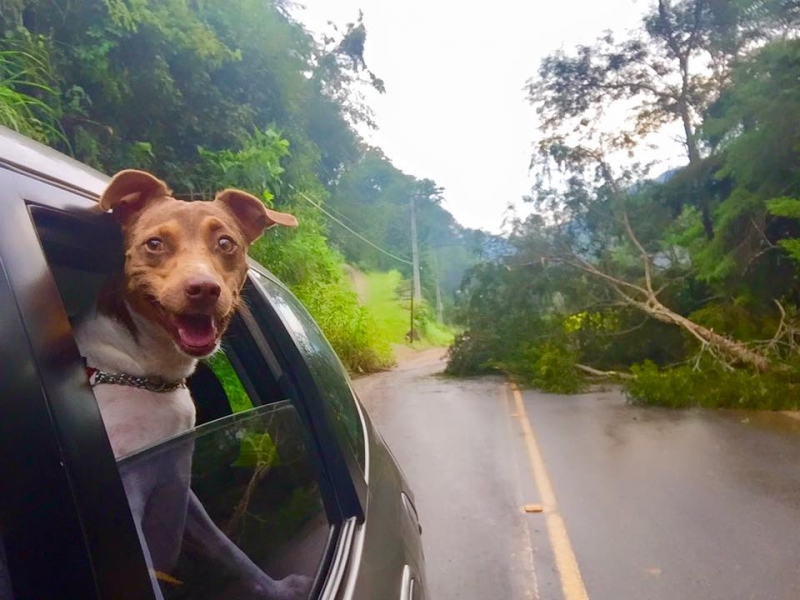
[175,314,216,350]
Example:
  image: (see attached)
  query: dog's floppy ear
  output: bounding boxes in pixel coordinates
[215,189,298,244]
[99,169,172,226]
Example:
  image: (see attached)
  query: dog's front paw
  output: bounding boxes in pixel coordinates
[270,574,313,600]
[221,573,313,600]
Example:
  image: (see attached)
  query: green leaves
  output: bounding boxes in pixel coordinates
[627,359,800,410]
[766,197,800,220]
[766,198,800,264]
[0,0,464,375]
[0,35,63,144]
[197,128,290,198]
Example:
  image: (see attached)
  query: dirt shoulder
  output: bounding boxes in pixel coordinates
[390,344,448,370]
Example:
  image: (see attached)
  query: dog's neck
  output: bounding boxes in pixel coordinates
[75,301,199,382]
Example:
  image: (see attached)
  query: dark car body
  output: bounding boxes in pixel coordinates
[0,127,426,600]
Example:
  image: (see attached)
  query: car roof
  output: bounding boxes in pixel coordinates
[0,126,108,198]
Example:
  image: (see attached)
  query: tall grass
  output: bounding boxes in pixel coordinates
[362,270,410,344]
[292,278,394,373]
[0,40,63,143]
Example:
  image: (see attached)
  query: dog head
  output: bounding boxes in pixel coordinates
[100,169,297,358]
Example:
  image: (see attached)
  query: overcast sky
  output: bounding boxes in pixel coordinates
[294,0,684,233]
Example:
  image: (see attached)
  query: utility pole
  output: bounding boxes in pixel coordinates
[432,250,444,322]
[408,193,422,344]
[409,193,422,304]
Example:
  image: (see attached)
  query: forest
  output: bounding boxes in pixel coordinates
[0,0,481,372]
[4,0,800,409]
[448,0,800,408]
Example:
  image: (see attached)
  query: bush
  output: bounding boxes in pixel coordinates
[494,341,586,394]
[293,279,393,374]
[446,334,586,394]
[626,359,800,410]
[529,343,586,394]
[445,330,499,377]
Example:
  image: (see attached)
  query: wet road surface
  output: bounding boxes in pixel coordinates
[353,351,800,600]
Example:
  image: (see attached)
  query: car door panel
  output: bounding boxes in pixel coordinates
[0,171,159,600]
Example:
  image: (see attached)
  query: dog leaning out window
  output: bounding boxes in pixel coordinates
[0,179,330,600]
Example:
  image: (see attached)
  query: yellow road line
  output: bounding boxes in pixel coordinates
[512,384,590,600]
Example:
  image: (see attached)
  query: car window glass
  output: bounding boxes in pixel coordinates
[119,401,329,600]
[251,272,366,473]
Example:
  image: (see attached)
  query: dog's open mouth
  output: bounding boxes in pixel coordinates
[173,313,218,356]
[144,296,223,357]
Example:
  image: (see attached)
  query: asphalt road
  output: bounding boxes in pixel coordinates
[353,350,800,600]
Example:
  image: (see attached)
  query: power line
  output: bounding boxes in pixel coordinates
[287,184,414,266]
[311,192,363,230]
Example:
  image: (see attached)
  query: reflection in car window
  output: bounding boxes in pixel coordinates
[119,402,328,600]
[252,272,366,473]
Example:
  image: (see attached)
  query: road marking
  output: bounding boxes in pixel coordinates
[502,388,540,600]
[512,384,590,600]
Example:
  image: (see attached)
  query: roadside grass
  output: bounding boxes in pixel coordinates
[358,268,456,351]
[362,270,409,344]
[420,319,455,347]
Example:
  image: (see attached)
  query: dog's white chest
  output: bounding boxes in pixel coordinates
[74,309,200,458]
[92,384,196,459]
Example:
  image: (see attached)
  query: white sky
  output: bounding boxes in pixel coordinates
[294,0,685,233]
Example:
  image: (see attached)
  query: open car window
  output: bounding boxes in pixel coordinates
[27,206,335,600]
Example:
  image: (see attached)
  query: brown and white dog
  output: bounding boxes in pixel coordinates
[73,170,308,599]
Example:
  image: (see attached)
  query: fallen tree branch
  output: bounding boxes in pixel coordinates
[576,363,634,379]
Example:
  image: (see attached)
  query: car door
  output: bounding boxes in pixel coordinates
[0,165,364,600]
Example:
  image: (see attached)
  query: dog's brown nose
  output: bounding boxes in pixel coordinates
[185,278,221,304]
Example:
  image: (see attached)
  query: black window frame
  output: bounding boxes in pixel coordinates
[0,168,155,600]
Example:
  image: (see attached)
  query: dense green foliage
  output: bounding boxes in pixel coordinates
[0,0,472,371]
[628,360,800,410]
[450,0,800,405]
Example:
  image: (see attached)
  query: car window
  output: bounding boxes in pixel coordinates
[251,271,366,474]
[119,401,329,600]
[29,210,333,600]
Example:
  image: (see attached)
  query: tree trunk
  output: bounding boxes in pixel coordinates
[643,297,771,372]
[681,106,700,165]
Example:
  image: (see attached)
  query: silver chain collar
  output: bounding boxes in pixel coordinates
[88,368,187,393]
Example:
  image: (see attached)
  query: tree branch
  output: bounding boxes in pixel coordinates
[622,211,655,295]
[576,363,634,379]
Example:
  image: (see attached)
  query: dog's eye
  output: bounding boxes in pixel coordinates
[218,236,236,252]
[145,237,164,252]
